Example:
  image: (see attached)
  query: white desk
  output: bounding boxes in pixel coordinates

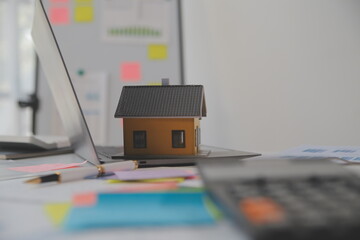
[0,153,247,240]
[3,154,360,240]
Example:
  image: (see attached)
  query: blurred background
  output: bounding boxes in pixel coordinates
[0,0,36,136]
[2,0,360,154]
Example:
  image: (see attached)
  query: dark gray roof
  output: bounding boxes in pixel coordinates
[114,85,206,118]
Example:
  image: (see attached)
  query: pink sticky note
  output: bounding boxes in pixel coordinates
[49,7,70,25]
[9,161,86,173]
[50,0,69,3]
[120,62,141,82]
[52,162,87,170]
[73,192,97,207]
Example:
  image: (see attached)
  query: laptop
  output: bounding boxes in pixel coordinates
[31,0,258,167]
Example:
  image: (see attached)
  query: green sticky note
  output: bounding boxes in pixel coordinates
[204,196,223,220]
[148,45,168,60]
[75,6,94,23]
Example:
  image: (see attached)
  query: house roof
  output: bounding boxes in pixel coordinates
[114,85,207,118]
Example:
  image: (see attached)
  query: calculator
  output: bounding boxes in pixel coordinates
[198,157,360,240]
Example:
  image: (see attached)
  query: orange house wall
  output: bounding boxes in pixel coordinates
[123,118,199,156]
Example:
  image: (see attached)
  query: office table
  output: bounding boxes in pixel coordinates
[2,154,360,240]
[0,153,248,240]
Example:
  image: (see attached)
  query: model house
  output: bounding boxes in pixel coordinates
[114,85,207,157]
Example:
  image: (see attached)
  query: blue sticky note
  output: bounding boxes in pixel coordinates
[64,192,215,230]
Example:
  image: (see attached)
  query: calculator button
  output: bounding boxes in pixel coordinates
[239,197,286,225]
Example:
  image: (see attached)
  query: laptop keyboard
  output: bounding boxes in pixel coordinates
[227,176,360,240]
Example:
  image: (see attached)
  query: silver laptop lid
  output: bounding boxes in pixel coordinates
[31,0,100,165]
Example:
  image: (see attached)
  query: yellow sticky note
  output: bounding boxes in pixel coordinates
[143,178,185,183]
[44,203,71,226]
[75,6,94,23]
[148,82,162,86]
[148,45,168,60]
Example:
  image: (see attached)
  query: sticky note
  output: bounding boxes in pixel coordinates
[73,192,97,207]
[44,203,71,226]
[50,0,69,3]
[174,187,205,193]
[113,168,195,181]
[8,161,86,173]
[147,82,162,86]
[74,6,94,23]
[140,178,185,183]
[110,182,179,192]
[204,196,223,220]
[49,7,70,25]
[120,62,141,82]
[148,44,168,60]
[64,192,215,230]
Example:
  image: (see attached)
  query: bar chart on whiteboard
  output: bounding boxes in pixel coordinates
[102,0,170,44]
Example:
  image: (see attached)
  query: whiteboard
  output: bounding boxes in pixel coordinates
[37,0,184,146]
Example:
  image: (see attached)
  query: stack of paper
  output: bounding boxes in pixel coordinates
[65,192,216,230]
[43,167,221,230]
[279,145,360,163]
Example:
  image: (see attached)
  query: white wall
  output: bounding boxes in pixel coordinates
[182,0,360,153]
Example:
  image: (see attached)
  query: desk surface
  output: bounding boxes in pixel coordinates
[0,153,247,240]
[3,154,360,240]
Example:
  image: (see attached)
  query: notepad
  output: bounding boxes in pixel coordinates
[64,192,215,230]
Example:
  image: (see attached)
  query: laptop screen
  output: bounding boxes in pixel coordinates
[31,0,100,165]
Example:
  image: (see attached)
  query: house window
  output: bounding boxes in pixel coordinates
[172,130,185,148]
[133,131,146,148]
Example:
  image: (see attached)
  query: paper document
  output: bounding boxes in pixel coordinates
[279,145,360,163]
[72,73,108,145]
